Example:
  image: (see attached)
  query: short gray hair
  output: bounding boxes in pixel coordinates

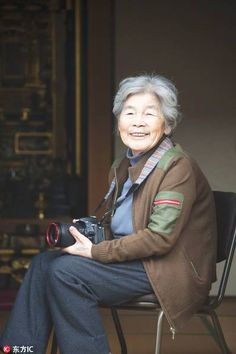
[113,74,181,133]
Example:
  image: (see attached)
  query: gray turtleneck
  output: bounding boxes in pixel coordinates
[110,149,145,238]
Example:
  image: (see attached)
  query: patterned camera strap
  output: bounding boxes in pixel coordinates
[96,136,173,217]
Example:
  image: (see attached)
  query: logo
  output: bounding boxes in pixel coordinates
[1,345,34,353]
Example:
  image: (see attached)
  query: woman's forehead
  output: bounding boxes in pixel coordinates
[125,92,159,102]
[123,92,160,109]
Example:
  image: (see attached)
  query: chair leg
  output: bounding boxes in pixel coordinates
[50,331,58,354]
[154,309,164,354]
[204,309,231,354]
[200,315,221,347]
[110,307,127,354]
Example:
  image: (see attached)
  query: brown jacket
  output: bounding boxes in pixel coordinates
[92,144,217,331]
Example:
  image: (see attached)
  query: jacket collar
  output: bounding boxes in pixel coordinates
[115,144,160,185]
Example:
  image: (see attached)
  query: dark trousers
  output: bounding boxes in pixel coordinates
[0,250,153,354]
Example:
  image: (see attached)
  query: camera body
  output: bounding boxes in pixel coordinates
[46,216,105,248]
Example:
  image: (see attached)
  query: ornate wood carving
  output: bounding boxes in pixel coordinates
[0,0,68,219]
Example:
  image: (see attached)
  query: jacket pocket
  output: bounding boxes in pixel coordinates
[182,248,205,284]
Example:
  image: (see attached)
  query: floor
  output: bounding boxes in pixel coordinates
[0,297,235,354]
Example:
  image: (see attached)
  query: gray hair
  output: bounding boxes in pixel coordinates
[113,74,181,133]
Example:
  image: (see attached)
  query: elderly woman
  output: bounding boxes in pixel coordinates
[0,74,216,354]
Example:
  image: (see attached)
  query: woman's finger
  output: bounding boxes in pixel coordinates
[69,226,83,241]
[73,219,79,223]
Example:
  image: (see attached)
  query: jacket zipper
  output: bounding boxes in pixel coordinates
[162,305,176,340]
[151,286,176,340]
[161,302,176,340]
[111,168,119,217]
[170,327,176,340]
[114,165,177,339]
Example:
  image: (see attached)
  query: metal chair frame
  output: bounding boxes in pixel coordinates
[51,191,236,354]
[109,191,236,354]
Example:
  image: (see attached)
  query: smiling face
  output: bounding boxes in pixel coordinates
[118,92,167,155]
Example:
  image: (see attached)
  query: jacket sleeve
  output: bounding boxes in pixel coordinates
[91,157,197,263]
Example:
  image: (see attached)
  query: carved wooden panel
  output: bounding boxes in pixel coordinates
[0,0,68,219]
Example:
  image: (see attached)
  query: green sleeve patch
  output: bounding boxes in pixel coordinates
[148,191,184,235]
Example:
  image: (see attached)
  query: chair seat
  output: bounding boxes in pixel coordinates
[114,294,214,313]
[126,293,158,303]
[112,293,160,309]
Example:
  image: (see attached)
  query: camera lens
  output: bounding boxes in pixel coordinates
[46,223,60,247]
[46,222,76,248]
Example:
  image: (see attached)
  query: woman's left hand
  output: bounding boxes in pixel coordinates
[62,226,93,258]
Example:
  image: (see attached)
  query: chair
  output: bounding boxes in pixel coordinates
[108,191,236,354]
[51,191,236,354]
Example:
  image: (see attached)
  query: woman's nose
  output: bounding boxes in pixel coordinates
[132,114,145,126]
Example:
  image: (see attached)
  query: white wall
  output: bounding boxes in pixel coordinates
[114,0,236,294]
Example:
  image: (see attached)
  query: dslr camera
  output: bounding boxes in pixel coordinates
[46,216,105,248]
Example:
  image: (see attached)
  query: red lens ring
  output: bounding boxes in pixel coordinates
[46,223,59,246]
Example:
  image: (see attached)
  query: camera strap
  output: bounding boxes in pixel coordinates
[96,136,174,220]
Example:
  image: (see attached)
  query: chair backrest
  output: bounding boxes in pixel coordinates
[213,191,236,305]
[213,191,236,262]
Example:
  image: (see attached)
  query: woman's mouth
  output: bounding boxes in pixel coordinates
[130,132,149,137]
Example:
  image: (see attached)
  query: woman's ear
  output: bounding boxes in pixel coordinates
[164,125,171,135]
[117,119,121,135]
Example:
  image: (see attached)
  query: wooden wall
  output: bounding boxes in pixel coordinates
[86,0,114,213]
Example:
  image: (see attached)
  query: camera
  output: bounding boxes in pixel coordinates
[46,216,105,248]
